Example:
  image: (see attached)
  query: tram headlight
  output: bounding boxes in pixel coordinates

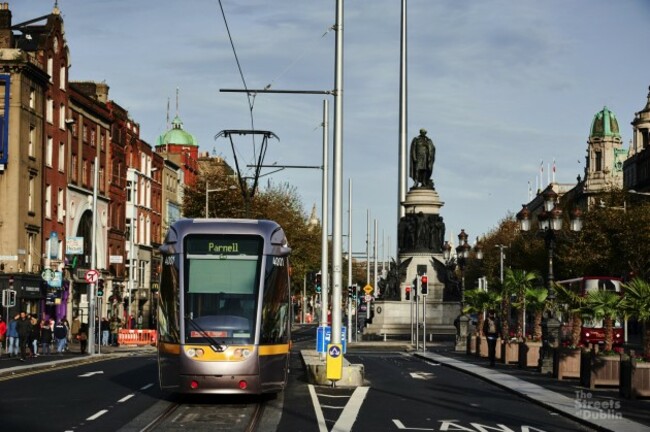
[233,348,252,359]
[186,348,205,358]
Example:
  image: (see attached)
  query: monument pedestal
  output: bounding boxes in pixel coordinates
[361,186,459,341]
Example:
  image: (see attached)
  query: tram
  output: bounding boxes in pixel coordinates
[157,218,292,394]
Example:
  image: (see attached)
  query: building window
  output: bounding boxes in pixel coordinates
[146,216,151,245]
[27,233,35,272]
[46,98,53,123]
[90,161,95,188]
[57,188,64,222]
[100,132,106,151]
[58,142,65,171]
[45,185,51,219]
[29,87,35,109]
[595,151,602,172]
[28,176,35,213]
[47,57,53,82]
[99,167,104,193]
[71,154,77,182]
[139,214,145,245]
[59,65,66,90]
[82,159,88,187]
[90,129,96,147]
[45,137,53,167]
[59,104,66,130]
[29,125,35,158]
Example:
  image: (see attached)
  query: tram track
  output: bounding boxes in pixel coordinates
[140,396,267,432]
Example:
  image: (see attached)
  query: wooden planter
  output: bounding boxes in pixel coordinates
[554,347,581,380]
[468,335,478,355]
[620,360,650,399]
[518,341,542,368]
[478,336,488,358]
[580,350,621,389]
[495,338,502,360]
[501,341,519,364]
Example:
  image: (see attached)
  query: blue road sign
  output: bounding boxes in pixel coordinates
[317,326,347,354]
[328,345,341,357]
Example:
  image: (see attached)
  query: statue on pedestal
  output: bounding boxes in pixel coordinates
[409,128,435,188]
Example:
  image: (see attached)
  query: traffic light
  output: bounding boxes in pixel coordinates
[315,272,322,293]
[97,279,104,297]
[405,286,411,301]
[348,285,354,299]
[420,275,428,295]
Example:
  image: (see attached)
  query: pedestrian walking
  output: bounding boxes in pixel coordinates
[483,309,501,367]
[7,313,19,357]
[40,318,53,355]
[29,315,41,357]
[0,315,6,356]
[101,317,109,346]
[78,324,88,354]
[16,311,31,362]
[53,319,68,354]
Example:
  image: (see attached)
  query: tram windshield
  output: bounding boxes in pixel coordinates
[184,235,262,345]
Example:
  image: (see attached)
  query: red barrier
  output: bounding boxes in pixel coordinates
[118,329,157,346]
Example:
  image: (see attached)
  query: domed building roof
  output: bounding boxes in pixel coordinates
[589,106,620,139]
[156,115,198,147]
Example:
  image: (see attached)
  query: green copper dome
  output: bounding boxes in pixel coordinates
[590,106,620,139]
[156,116,198,147]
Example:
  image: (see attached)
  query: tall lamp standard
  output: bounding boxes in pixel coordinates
[516,189,582,373]
[205,184,236,218]
[445,229,483,352]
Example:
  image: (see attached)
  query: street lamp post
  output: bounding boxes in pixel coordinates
[516,190,582,373]
[205,184,236,218]
[445,229,483,352]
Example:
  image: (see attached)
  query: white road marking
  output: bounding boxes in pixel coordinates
[86,409,108,421]
[118,394,135,403]
[140,383,154,390]
[392,419,435,430]
[308,385,328,432]
[410,372,435,379]
[78,371,104,377]
[331,386,369,432]
[321,404,345,409]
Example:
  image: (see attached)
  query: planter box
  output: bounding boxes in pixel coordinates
[620,360,650,399]
[501,341,519,364]
[554,348,581,380]
[580,351,621,389]
[478,336,488,358]
[495,338,502,361]
[518,341,542,368]
[468,335,478,355]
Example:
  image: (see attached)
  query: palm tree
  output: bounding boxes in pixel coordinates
[464,289,501,336]
[555,282,587,348]
[585,290,622,352]
[521,286,548,341]
[503,268,539,340]
[621,278,650,358]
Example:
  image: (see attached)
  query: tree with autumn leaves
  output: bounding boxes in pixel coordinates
[182,170,322,295]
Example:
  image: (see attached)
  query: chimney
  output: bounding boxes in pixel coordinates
[0,3,13,49]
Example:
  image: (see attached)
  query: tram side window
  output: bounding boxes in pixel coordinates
[260,255,290,344]
[158,253,180,343]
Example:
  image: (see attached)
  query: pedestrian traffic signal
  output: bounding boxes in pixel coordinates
[315,272,322,293]
[420,275,428,295]
[405,286,411,301]
[348,285,354,299]
[97,279,104,297]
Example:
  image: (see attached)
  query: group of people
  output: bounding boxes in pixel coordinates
[0,312,89,361]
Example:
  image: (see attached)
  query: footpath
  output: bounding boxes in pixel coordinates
[412,343,650,432]
[0,340,155,378]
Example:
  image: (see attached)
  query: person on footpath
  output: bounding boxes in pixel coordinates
[40,318,53,355]
[78,323,88,354]
[61,315,70,351]
[16,311,31,362]
[483,309,501,367]
[101,317,110,346]
[29,315,41,357]
[53,319,67,354]
[7,313,19,357]
[0,315,6,356]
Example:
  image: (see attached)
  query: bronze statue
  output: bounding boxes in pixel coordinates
[409,128,435,188]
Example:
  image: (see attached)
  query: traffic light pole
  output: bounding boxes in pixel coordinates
[88,156,99,356]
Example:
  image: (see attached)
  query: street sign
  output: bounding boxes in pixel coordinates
[84,269,99,284]
[364,294,372,302]
[363,284,373,294]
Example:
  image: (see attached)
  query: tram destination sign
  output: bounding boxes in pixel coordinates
[186,236,261,256]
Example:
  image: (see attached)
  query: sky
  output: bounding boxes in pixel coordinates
[11,0,650,260]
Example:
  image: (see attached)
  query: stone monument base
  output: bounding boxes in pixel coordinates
[362,300,458,340]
